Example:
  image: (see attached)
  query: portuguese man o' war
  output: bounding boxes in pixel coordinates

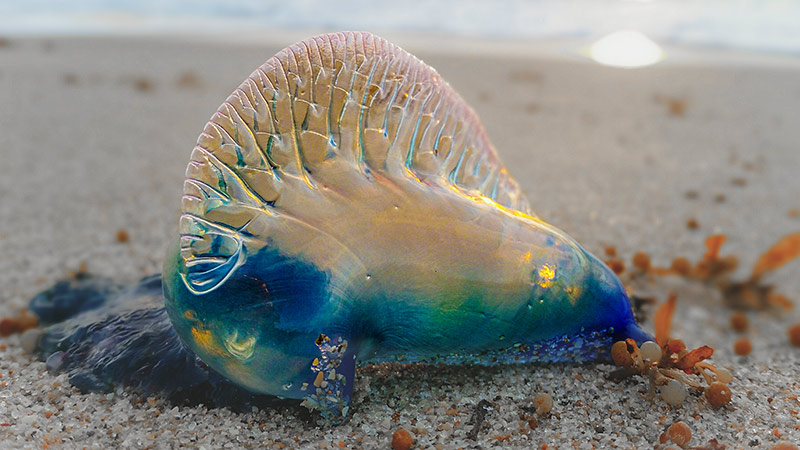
[29,31,652,423]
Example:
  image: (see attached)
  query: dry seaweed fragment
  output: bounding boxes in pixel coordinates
[693,235,739,280]
[703,235,726,261]
[719,233,800,310]
[675,346,714,371]
[751,232,800,279]
[640,233,799,311]
[667,339,686,354]
[768,293,794,310]
[0,310,38,337]
[610,294,730,408]
[654,293,677,347]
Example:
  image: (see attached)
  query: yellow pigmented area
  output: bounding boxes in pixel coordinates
[538,264,556,288]
[191,326,225,356]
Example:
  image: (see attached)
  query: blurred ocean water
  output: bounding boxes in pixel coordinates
[0,0,798,55]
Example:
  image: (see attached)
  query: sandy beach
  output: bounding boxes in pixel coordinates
[1,31,800,448]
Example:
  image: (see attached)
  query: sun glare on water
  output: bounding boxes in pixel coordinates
[589,30,664,68]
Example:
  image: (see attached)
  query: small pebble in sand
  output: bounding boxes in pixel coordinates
[176,72,202,88]
[666,99,687,117]
[705,382,732,408]
[654,94,688,117]
[533,393,553,416]
[733,338,752,356]
[391,428,413,450]
[686,218,699,230]
[730,312,748,332]
[632,252,651,271]
[789,208,800,219]
[131,76,155,92]
[660,380,687,406]
[604,245,617,257]
[605,259,625,275]
[63,73,79,85]
[666,421,692,447]
[509,69,544,84]
[20,328,43,354]
[116,229,130,243]
[788,323,800,347]
[524,103,540,115]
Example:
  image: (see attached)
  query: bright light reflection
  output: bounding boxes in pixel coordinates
[589,30,664,68]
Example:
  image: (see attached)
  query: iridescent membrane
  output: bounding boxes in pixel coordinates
[30,31,651,423]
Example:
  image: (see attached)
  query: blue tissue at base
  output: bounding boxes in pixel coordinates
[29,274,292,412]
